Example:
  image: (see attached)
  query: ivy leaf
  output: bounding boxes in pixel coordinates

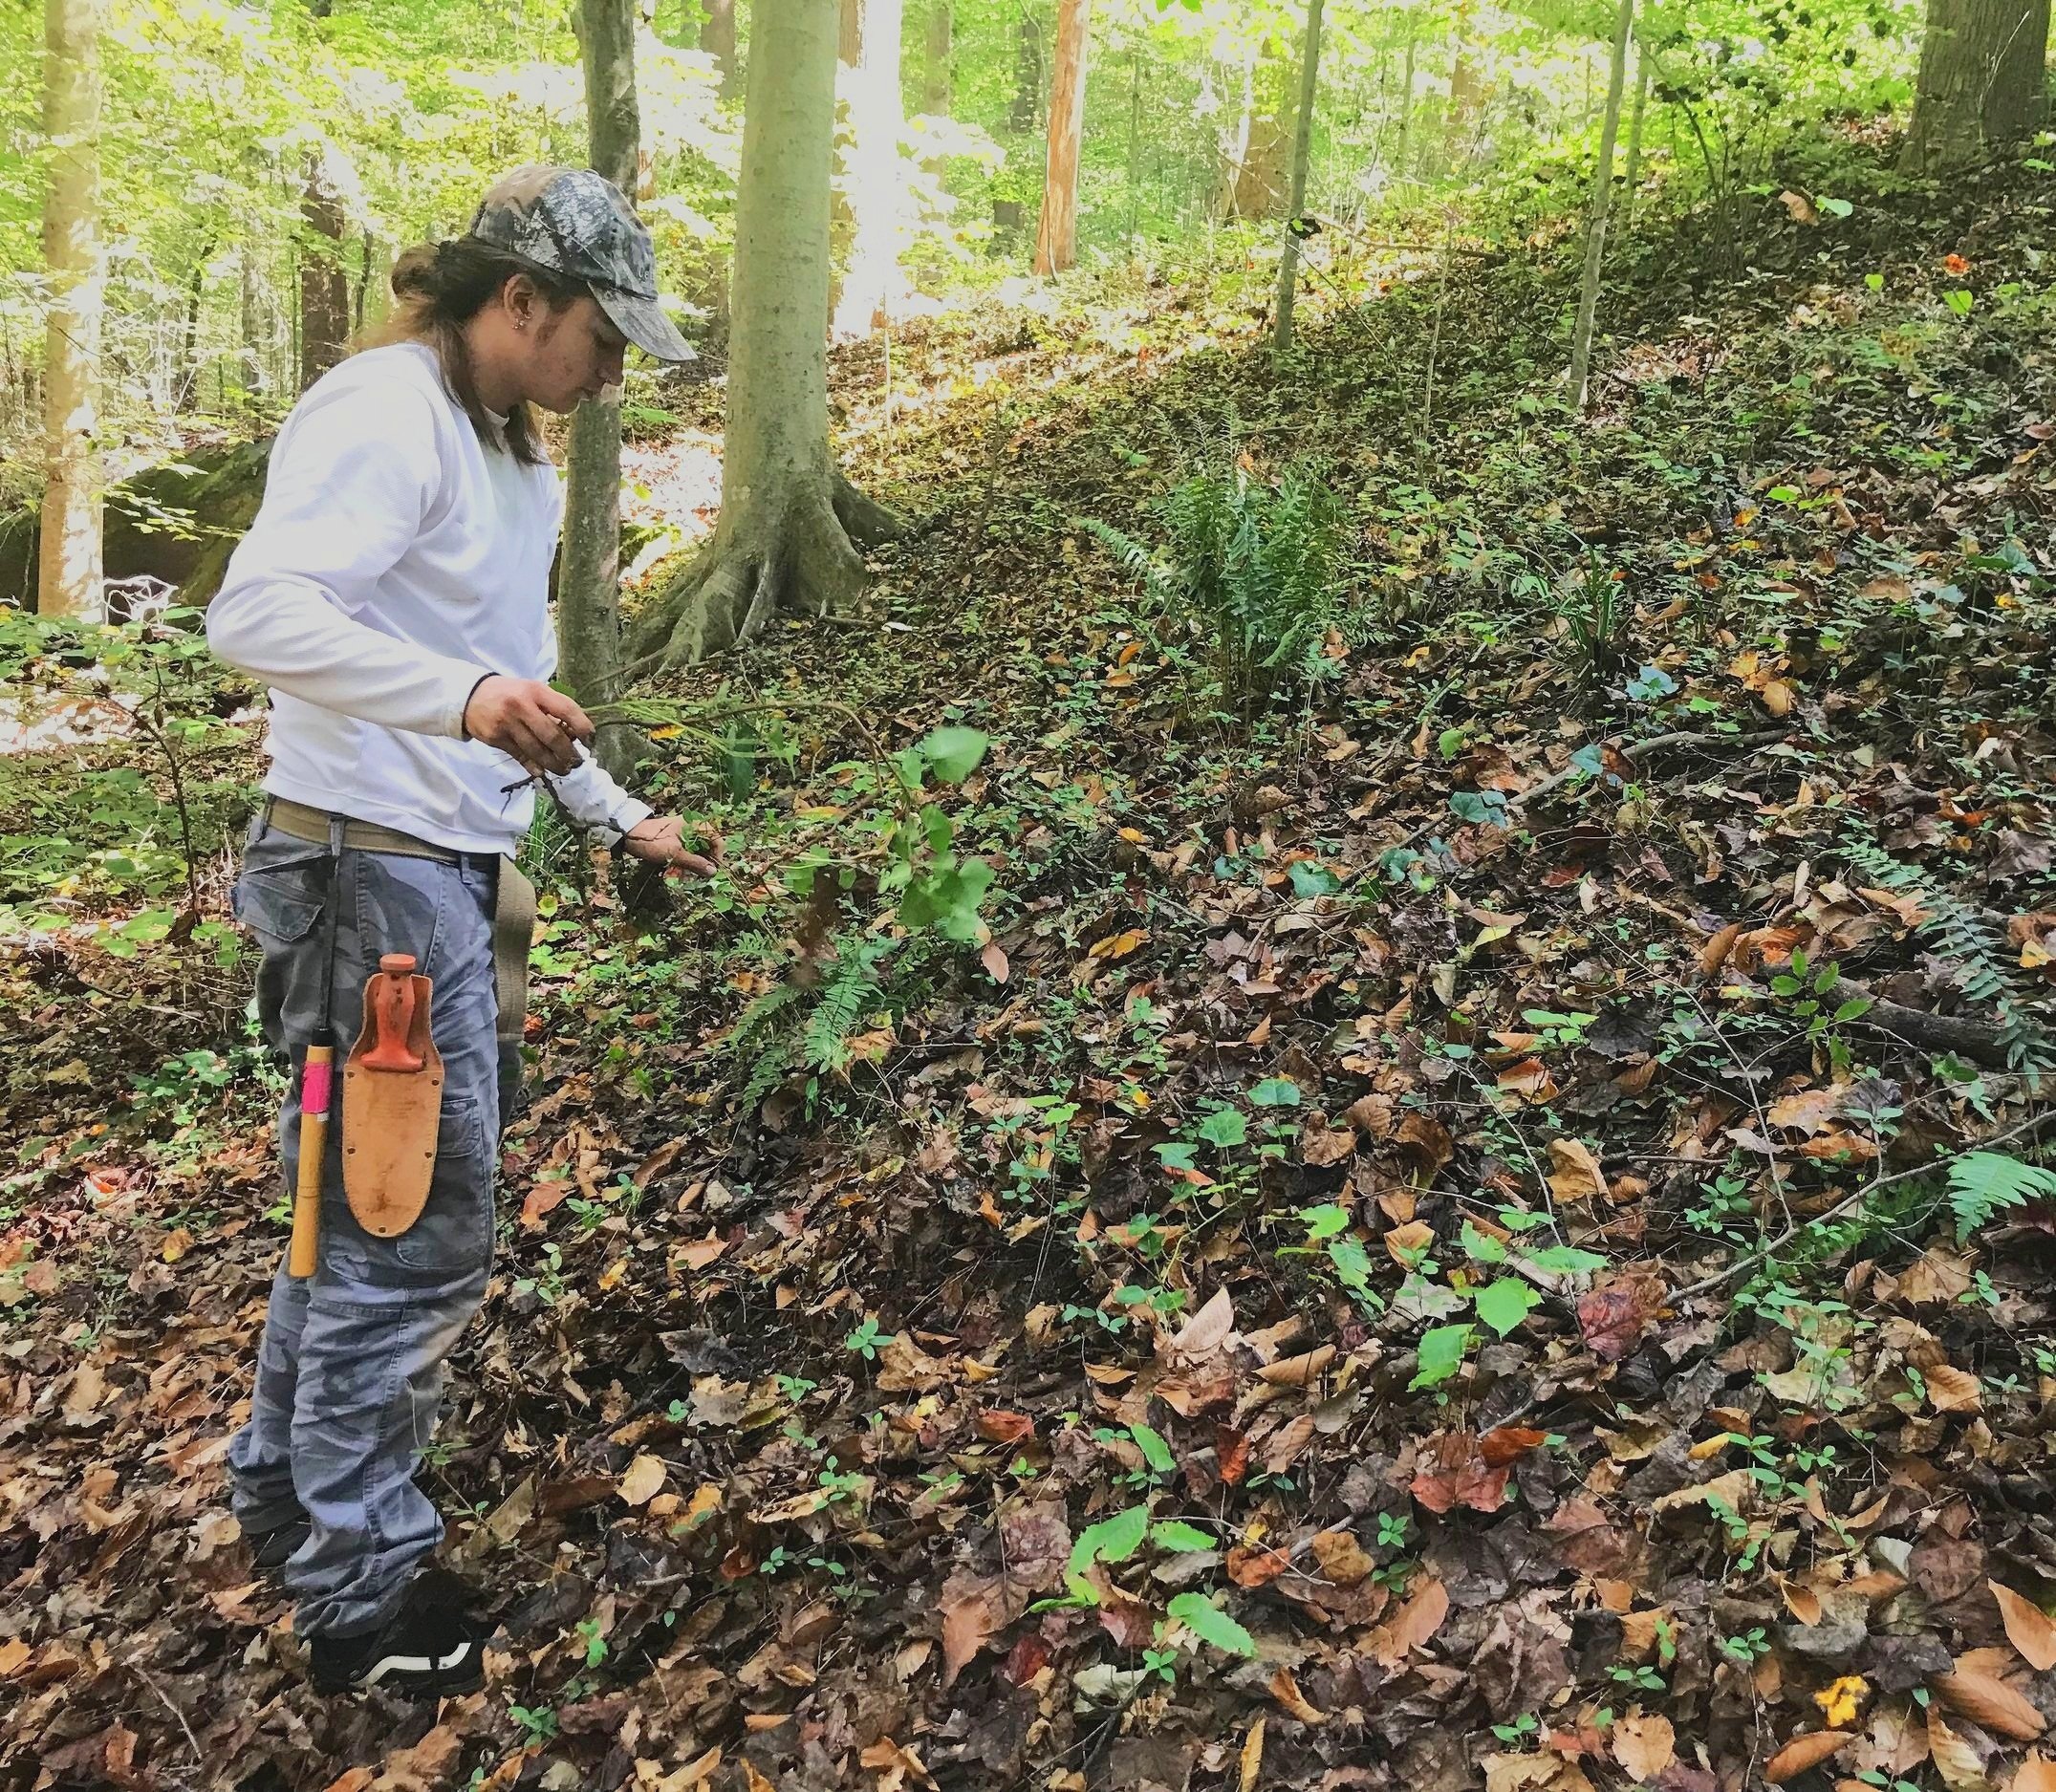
[1197,1106,1248,1148]
[1166,1592,1257,1657]
[1474,1277,1541,1338]
[1130,1422,1177,1476]
[1249,1078,1302,1108]
[919,725,991,783]
[1411,1323,1474,1391]
[1151,1521,1218,1554]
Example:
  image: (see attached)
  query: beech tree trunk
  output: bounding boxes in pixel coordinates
[1272,0,1326,353]
[562,0,641,776]
[1904,0,2051,170]
[921,0,952,115]
[702,0,737,95]
[632,0,898,667]
[1618,30,1651,228]
[1569,0,1634,411]
[1033,0,1092,273]
[38,0,102,620]
[297,4,347,389]
[1009,12,1042,133]
[832,0,908,338]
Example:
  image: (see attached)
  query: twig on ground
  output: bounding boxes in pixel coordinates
[1672,1107,2056,1301]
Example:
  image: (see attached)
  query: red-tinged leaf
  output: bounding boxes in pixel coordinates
[1410,1432,1512,1514]
[1227,1544,1294,1587]
[1480,1425,1549,1468]
[1003,1633,1050,1687]
[974,1410,1035,1447]
[1216,1427,1251,1486]
[1578,1274,1662,1362]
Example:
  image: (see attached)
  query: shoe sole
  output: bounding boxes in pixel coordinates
[313,1637,484,1699]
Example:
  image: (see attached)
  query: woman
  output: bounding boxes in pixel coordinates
[207,165,702,1697]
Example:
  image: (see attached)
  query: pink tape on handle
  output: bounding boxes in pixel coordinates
[301,1059,334,1115]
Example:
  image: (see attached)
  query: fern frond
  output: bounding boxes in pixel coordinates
[1948,1151,2056,1241]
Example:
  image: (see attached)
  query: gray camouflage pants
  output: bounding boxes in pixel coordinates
[225,813,503,1638]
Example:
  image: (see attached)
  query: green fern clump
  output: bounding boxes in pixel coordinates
[1076,454,1351,715]
[1839,829,2051,1073]
[729,936,901,1113]
[1947,1151,2056,1241]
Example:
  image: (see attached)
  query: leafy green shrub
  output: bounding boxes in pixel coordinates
[1076,455,1351,716]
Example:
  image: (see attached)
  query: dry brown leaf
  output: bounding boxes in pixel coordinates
[0,1639,31,1677]
[1384,1220,1437,1265]
[1928,1706,1991,1792]
[2011,1752,2056,1792]
[1937,1669,2047,1741]
[1653,1467,1754,1516]
[1268,1666,1328,1723]
[1171,1286,1236,1361]
[1240,1716,1266,1792]
[1302,1127,1357,1166]
[1394,1112,1454,1182]
[617,1454,666,1507]
[940,1577,998,1688]
[1547,1137,1608,1202]
[1929,1365,1984,1414]
[320,1774,375,1792]
[1764,1732,1851,1784]
[1992,1584,2056,1673]
[1258,1345,1335,1387]
[1309,1529,1374,1587]
[1699,920,1745,976]
[1612,1713,1676,1781]
[1368,1575,1449,1668]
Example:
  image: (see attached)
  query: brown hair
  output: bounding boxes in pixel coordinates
[361,238,588,465]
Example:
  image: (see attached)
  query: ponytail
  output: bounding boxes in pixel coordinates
[360,238,587,465]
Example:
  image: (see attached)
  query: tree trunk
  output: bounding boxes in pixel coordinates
[1272,0,1326,353]
[38,0,102,620]
[1904,0,2051,170]
[1442,3,1483,173]
[1569,0,1634,411]
[1618,30,1651,228]
[632,0,898,667]
[182,233,214,406]
[921,0,952,114]
[1394,18,1418,179]
[702,0,738,95]
[1033,0,1091,273]
[1009,11,1042,134]
[832,0,908,338]
[562,0,642,775]
[296,3,348,389]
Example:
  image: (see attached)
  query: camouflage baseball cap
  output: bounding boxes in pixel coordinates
[466,164,694,363]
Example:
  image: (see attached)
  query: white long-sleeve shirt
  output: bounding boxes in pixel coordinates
[207,340,651,857]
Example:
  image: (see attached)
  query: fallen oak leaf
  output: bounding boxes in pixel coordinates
[1764,1732,1851,1784]
[1937,1667,2047,1741]
[1268,1666,1328,1724]
[1547,1137,1608,1202]
[1611,1713,1675,1781]
[1367,1574,1449,1668]
[1993,1581,2056,1673]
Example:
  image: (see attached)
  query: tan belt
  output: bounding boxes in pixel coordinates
[261,796,537,1046]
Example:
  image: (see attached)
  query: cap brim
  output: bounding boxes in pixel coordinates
[594,286,696,363]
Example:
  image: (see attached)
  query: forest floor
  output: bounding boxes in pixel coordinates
[4,138,2056,1792]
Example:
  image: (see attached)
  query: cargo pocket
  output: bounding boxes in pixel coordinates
[230,836,332,946]
[394,1096,492,1282]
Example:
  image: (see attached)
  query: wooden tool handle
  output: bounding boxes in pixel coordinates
[361,953,426,1072]
[288,1044,333,1279]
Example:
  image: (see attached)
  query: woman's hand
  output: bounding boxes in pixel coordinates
[620,815,719,877]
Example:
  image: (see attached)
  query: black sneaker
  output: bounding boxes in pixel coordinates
[248,1512,310,1574]
[308,1569,487,1698]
